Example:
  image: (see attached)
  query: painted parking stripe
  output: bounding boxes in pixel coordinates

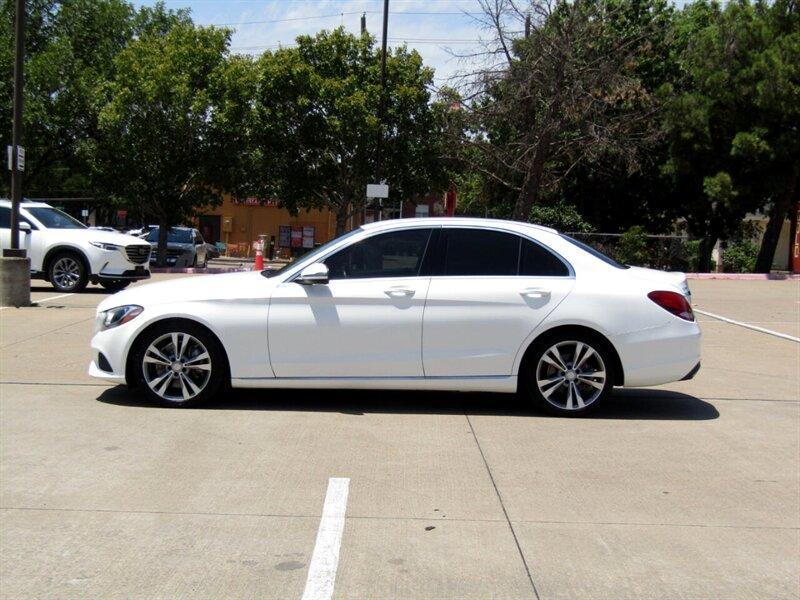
[0,292,74,311]
[695,308,800,343]
[302,477,350,600]
[34,292,75,304]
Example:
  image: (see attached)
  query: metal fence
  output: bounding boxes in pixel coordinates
[565,232,694,271]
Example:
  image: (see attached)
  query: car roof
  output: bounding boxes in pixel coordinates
[359,217,558,234]
[0,199,53,209]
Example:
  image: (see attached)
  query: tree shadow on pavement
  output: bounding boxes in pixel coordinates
[97,386,719,421]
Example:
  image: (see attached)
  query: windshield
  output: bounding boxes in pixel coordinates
[261,228,362,278]
[146,228,194,244]
[560,233,629,269]
[25,207,86,229]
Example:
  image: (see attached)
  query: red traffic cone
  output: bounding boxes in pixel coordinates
[254,242,264,270]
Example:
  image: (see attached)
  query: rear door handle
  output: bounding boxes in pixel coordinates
[384,286,415,298]
[520,287,551,299]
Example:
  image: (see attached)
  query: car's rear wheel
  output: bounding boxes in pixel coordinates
[100,280,131,293]
[49,252,88,292]
[133,321,227,407]
[523,334,614,416]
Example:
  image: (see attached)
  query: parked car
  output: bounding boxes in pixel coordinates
[203,242,220,260]
[144,226,208,268]
[0,199,151,292]
[89,218,700,414]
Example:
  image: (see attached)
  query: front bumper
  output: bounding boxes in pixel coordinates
[94,266,151,281]
[89,248,151,280]
[88,321,135,385]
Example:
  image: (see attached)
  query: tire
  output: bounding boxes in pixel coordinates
[132,320,227,407]
[48,251,88,293]
[521,331,615,416]
[100,280,131,293]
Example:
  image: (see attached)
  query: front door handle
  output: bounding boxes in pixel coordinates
[520,287,551,299]
[384,286,415,298]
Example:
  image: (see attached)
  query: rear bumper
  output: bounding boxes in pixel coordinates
[614,318,701,387]
[681,361,701,381]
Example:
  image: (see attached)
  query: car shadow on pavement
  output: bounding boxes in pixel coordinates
[30,285,109,294]
[96,386,719,421]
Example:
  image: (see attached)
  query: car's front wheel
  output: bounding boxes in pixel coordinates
[49,251,88,292]
[132,321,227,407]
[522,333,614,416]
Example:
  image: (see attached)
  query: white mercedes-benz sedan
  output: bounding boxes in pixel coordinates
[88,218,700,415]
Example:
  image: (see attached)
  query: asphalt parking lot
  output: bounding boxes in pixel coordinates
[1,275,798,599]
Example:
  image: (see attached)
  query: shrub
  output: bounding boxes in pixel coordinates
[614,226,650,266]
[529,201,594,233]
[723,238,758,273]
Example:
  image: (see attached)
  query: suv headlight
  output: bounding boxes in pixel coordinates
[97,305,143,332]
[90,241,122,251]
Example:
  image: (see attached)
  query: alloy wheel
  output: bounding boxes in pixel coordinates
[535,340,607,411]
[142,332,212,402]
[52,257,82,290]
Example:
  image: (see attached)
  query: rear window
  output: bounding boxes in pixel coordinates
[146,228,193,244]
[559,234,629,269]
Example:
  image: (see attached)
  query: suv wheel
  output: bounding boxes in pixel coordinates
[49,252,88,292]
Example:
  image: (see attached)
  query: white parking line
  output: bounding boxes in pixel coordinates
[0,293,74,311]
[302,477,350,600]
[695,308,800,343]
[34,293,75,304]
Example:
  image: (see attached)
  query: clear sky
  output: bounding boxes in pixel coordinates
[131,0,492,90]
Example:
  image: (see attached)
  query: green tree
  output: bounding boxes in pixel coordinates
[661,0,799,271]
[0,0,136,198]
[92,21,241,264]
[254,28,447,233]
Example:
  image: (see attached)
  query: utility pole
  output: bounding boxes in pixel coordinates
[1,0,30,306]
[360,12,367,35]
[525,14,531,38]
[376,0,389,221]
[8,0,25,252]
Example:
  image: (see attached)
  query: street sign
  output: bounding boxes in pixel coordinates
[366,183,389,199]
[6,145,24,171]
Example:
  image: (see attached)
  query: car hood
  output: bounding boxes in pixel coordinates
[97,270,273,311]
[49,228,149,247]
[627,266,690,297]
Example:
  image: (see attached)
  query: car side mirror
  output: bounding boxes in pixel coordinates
[19,222,31,233]
[297,263,329,285]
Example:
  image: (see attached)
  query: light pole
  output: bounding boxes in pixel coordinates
[1,0,31,307]
[376,0,389,221]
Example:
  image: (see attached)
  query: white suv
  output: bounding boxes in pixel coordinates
[0,200,152,293]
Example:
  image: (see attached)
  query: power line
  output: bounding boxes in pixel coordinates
[203,9,479,27]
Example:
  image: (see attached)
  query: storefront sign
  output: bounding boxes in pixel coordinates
[302,226,315,248]
[291,226,303,248]
[278,225,291,247]
[233,196,280,207]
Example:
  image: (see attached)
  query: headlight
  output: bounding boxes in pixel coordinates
[97,305,143,332]
[90,241,122,251]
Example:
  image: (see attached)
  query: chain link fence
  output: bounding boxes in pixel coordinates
[565,232,696,271]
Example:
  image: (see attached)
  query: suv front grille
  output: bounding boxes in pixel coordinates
[125,244,151,264]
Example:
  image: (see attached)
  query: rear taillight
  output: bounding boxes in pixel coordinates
[647,290,695,321]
